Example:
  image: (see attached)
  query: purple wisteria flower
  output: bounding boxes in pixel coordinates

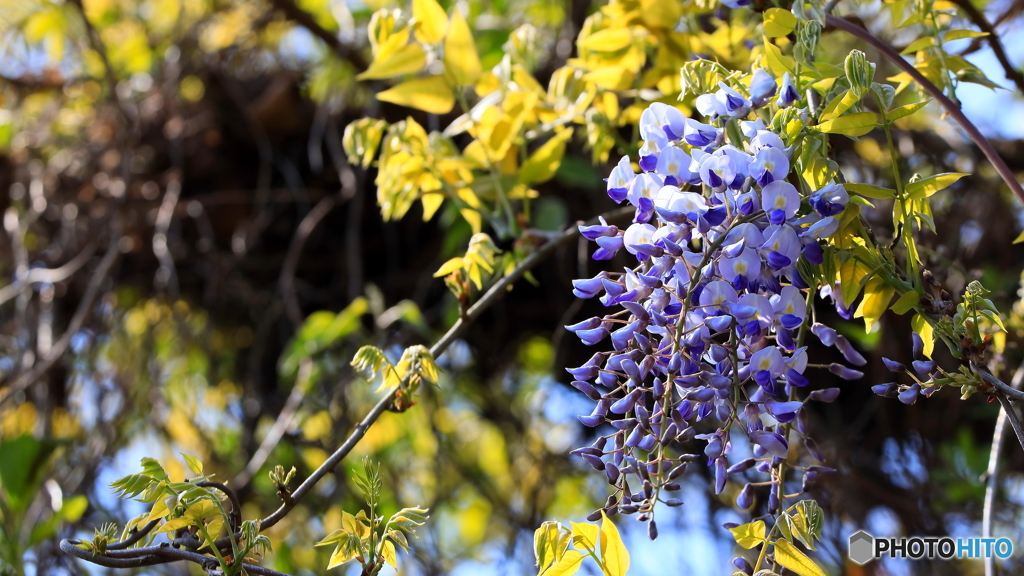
[564,70,864,536]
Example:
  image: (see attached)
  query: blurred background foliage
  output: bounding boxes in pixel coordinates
[2,0,1024,573]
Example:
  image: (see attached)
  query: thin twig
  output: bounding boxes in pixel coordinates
[946,0,1024,95]
[257,206,632,533]
[826,15,1024,208]
[983,365,1024,576]
[975,366,1024,402]
[153,173,182,298]
[197,481,243,531]
[278,196,338,326]
[0,225,122,407]
[0,239,99,306]
[995,392,1024,455]
[233,359,315,488]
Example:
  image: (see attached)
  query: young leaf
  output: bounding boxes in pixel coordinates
[773,539,826,576]
[412,0,448,44]
[521,129,573,185]
[890,291,920,315]
[763,8,797,37]
[569,521,599,552]
[944,29,989,41]
[844,183,895,199]
[181,453,203,476]
[599,511,629,576]
[540,549,585,576]
[729,520,766,549]
[911,314,935,358]
[885,100,930,121]
[854,275,895,333]
[357,43,427,81]
[811,112,878,137]
[904,173,967,200]
[377,76,455,115]
[153,517,192,535]
[443,11,480,85]
[534,521,563,571]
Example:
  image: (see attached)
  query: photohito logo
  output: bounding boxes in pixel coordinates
[848,530,1013,565]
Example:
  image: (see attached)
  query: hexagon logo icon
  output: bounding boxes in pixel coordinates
[849,530,875,565]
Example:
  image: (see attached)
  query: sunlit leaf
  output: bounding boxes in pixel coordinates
[412,0,448,44]
[443,11,480,85]
[773,539,826,576]
[599,511,629,576]
[729,520,766,549]
[377,76,455,114]
[904,172,967,200]
[763,8,797,37]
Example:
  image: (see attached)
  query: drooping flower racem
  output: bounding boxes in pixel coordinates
[562,68,863,535]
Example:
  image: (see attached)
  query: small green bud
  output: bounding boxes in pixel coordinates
[844,49,876,98]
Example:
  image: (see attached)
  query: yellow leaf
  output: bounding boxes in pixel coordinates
[904,172,967,200]
[911,314,934,358]
[854,275,895,333]
[579,28,633,52]
[184,499,219,523]
[443,11,480,85]
[1013,229,1024,244]
[583,66,634,91]
[357,43,427,80]
[145,499,170,523]
[540,549,584,576]
[764,8,797,37]
[521,129,573,185]
[382,539,398,569]
[640,0,682,28]
[377,76,455,114]
[811,111,878,137]
[819,89,861,122]
[460,208,482,234]
[534,522,562,572]
[153,517,192,534]
[599,511,629,576]
[327,541,359,568]
[421,193,444,220]
[412,0,448,44]
[838,254,869,310]
[570,521,599,552]
[763,38,794,76]
[434,257,464,277]
[729,520,766,549]
[774,539,827,576]
[844,183,895,199]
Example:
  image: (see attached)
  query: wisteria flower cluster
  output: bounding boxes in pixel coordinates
[565,71,865,538]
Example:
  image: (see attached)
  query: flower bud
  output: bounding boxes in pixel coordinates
[844,49,876,99]
[736,483,755,509]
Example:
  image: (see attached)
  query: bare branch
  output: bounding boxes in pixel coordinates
[983,365,1024,576]
[267,0,369,72]
[0,239,99,306]
[946,0,1024,95]
[279,196,338,326]
[0,226,122,408]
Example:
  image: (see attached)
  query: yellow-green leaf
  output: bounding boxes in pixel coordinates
[521,129,573,185]
[729,520,766,549]
[599,511,629,576]
[1013,229,1024,244]
[944,29,989,42]
[763,38,795,76]
[811,112,878,137]
[534,521,562,571]
[181,453,203,475]
[443,11,480,85]
[905,172,967,200]
[377,76,455,114]
[357,43,427,80]
[412,0,448,44]
[382,539,398,569]
[579,27,633,52]
[540,549,584,576]
[885,100,930,121]
[845,183,895,199]
[911,313,934,358]
[153,517,192,534]
[764,8,797,37]
[900,36,936,54]
[891,291,920,315]
[434,257,464,277]
[819,90,861,122]
[854,275,895,332]
[774,539,827,576]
